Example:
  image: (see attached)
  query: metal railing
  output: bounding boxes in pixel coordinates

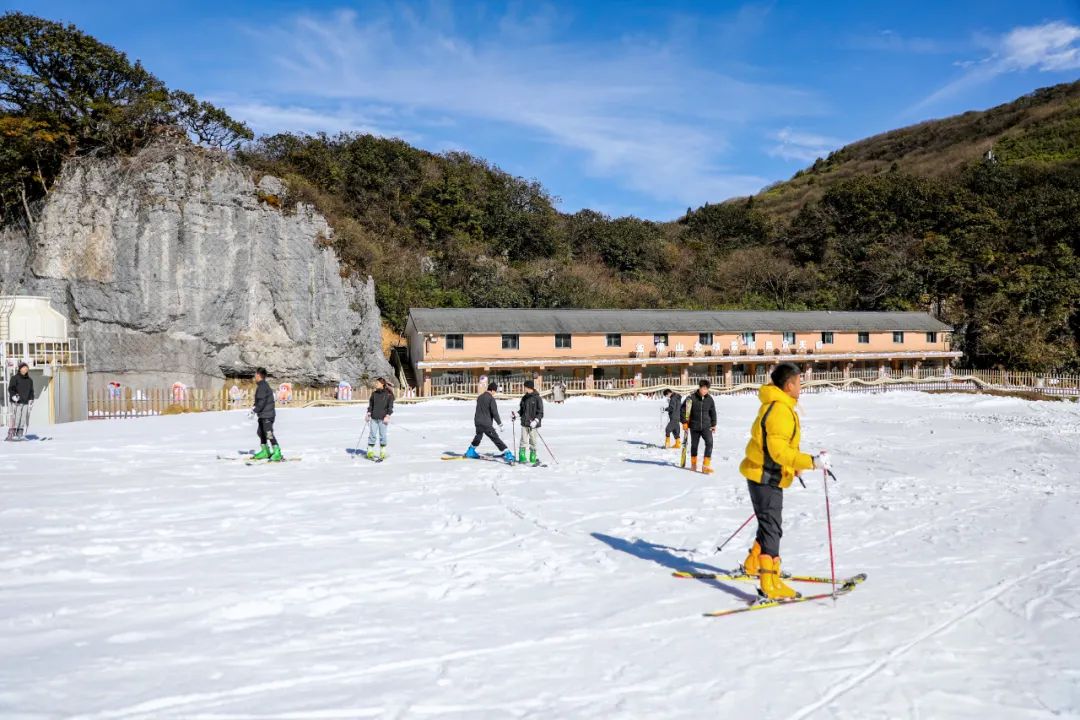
[3,339,84,368]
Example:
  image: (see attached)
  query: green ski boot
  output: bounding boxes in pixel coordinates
[529,450,538,466]
[366,446,377,460]
[518,448,528,463]
[269,445,283,462]
[251,444,270,460]
[379,446,388,460]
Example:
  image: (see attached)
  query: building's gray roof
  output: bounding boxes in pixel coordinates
[408,308,952,334]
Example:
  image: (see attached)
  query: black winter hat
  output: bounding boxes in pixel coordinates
[487,382,499,392]
[524,380,535,389]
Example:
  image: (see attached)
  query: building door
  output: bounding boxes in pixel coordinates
[592,367,605,381]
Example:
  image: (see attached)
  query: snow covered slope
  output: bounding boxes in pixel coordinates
[1,393,1078,719]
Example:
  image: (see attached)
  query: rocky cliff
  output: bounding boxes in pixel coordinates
[0,140,393,389]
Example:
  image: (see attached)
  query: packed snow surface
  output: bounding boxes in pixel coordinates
[2,393,1079,719]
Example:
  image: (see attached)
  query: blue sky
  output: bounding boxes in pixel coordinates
[9,1,1080,219]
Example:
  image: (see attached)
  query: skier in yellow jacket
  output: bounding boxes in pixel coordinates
[738,363,830,599]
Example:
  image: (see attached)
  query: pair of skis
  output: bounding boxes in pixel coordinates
[679,401,691,467]
[673,569,868,617]
[217,454,300,465]
[441,452,547,468]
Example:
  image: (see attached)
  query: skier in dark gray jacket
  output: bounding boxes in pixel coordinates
[7,362,33,440]
[250,367,283,462]
[662,388,682,448]
[514,380,544,464]
[365,378,394,460]
[465,382,514,462]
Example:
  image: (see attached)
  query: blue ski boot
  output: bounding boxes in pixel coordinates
[465,446,480,459]
[502,449,516,464]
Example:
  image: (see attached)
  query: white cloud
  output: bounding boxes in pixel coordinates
[913,21,1080,112]
[218,100,409,138]
[851,29,955,55]
[999,21,1080,71]
[767,128,845,163]
[228,5,823,210]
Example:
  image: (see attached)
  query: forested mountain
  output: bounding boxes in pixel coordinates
[2,12,1078,372]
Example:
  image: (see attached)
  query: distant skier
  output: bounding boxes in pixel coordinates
[661,388,682,448]
[552,380,566,404]
[6,362,34,441]
[365,377,394,460]
[515,379,544,465]
[250,367,283,462]
[681,379,716,473]
[465,382,514,462]
[738,363,830,600]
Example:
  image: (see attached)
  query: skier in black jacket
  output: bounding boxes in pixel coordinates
[466,382,514,462]
[6,362,34,440]
[662,388,682,449]
[251,367,283,461]
[681,379,717,473]
[514,379,544,465]
[365,377,394,460]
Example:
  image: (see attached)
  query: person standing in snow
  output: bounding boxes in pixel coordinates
[661,388,682,449]
[681,380,716,473]
[365,377,394,460]
[466,382,514,462]
[250,367,283,462]
[7,362,34,440]
[515,379,544,465]
[738,362,830,600]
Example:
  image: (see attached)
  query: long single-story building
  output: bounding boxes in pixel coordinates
[404,308,961,395]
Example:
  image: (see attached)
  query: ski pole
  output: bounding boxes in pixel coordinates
[715,512,756,553]
[822,467,837,596]
[356,421,369,454]
[535,429,559,464]
[511,412,518,454]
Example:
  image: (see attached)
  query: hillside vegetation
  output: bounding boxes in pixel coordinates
[2,13,1078,372]
[755,81,1080,219]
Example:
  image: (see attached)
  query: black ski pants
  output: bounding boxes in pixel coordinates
[472,423,507,452]
[665,417,681,440]
[689,428,713,458]
[747,480,784,558]
[257,417,279,447]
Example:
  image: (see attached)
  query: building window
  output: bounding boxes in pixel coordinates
[893,332,905,344]
[783,332,795,345]
[501,334,519,350]
[699,332,713,345]
[555,333,572,349]
[653,333,669,346]
[926,332,938,343]
[821,332,834,344]
[606,333,622,347]
[858,332,869,344]
[445,334,464,350]
[741,332,756,344]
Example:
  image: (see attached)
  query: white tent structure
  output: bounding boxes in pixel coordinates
[0,296,87,428]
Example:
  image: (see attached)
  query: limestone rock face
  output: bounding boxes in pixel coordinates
[0,141,393,389]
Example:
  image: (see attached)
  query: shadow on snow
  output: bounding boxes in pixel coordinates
[590,532,757,602]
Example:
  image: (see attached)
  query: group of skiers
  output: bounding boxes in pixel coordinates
[465,379,544,465]
[243,361,827,601]
[6,362,34,441]
[247,371,397,463]
[661,363,830,600]
[662,380,718,473]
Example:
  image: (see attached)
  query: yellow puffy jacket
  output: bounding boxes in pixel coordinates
[739,384,815,489]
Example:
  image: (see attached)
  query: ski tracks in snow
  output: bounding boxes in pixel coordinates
[786,553,1080,720]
